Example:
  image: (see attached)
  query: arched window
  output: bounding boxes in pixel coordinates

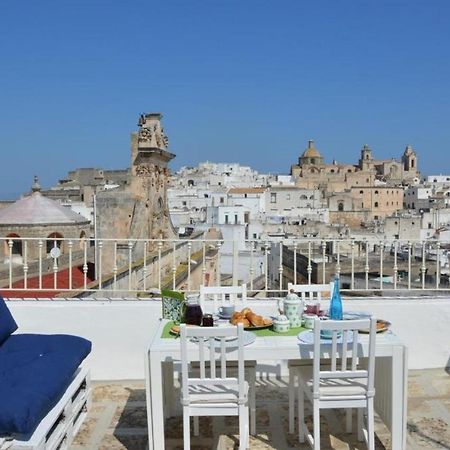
[330,169,335,173]
[359,190,364,195]
[6,233,22,256]
[338,202,344,212]
[47,232,63,254]
[374,190,379,195]
[374,202,379,208]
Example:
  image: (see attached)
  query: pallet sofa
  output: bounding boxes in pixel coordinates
[0,296,92,450]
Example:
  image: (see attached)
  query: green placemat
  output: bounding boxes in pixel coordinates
[161,321,307,339]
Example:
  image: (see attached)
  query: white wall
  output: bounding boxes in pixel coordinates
[7,297,450,381]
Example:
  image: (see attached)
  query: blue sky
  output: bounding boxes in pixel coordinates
[1,0,450,199]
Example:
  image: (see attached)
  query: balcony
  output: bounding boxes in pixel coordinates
[1,237,450,449]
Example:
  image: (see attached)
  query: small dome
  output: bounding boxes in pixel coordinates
[0,191,89,226]
[301,140,322,158]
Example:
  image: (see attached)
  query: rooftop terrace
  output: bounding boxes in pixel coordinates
[70,368,450,449]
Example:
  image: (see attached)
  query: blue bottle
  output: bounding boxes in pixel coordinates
[329,276,343,320]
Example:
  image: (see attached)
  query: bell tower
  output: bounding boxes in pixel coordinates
[359,144,373,170]
[402,144,417,172]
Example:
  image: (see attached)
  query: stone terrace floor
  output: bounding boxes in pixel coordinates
[70,368,450,450]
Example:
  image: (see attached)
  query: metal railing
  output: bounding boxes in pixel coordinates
[1,236,449,297]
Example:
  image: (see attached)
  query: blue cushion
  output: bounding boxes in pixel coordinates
[0,295,17,345]
[0,334,92,437]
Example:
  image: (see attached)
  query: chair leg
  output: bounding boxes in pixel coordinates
[288,368,295,433]
[193,416,199,436]
[250,370,256,435]
[357,408,364,442]
[298,384,305,443]
[239,404,249,449]
[162,362,174,419]
[183,409,190,450]
[367,399,375,450]
[313,401,320,450]
[346,408,352,433]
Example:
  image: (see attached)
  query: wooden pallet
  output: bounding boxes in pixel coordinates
[0,367,91,450]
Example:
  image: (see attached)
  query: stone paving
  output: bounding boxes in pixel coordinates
[70,368,450,450]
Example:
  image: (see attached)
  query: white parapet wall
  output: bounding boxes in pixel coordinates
[7,297,450,380]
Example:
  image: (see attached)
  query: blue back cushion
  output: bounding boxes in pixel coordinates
[0,334,92,437]
[0,295,17,345]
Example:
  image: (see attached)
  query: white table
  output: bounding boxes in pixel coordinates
[145,319,408,449]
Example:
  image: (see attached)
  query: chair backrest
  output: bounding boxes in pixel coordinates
[287,282,334,303]
[199,284,247,312]
[180,323,246,405]
[312,317,377,398]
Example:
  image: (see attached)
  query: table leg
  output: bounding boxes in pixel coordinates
[145,348,154,450]
[390,345,407,450]
[150,351,166,449]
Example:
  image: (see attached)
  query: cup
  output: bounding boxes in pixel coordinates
[218,305,235,318]
[202,314,214,327]
[303,314,316,329]
[305,301,320,315]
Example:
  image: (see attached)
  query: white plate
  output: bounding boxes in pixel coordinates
[193,331,256,348]
[297,330,354,345]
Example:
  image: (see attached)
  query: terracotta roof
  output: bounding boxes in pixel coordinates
[228,187,266,194]
[0,192,89,225]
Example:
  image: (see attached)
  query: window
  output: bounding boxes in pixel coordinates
[220,197,224,204]
[374,202,379,208]
[360,190,364,195]
[374,190,379,195]
[182,201,187,206]
[234,214,238,224]
[270,193,277,203]
[244,193,247,198]
[362,202,364,208]
[338,202,344,212]
[428,223,432,229]
[225,214,229,224]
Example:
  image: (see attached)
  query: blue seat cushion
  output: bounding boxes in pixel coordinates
[0,295,18,345]
[0,334,92,437]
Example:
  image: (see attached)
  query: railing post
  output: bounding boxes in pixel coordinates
[364,239,369,290]
[113,241,118,292]
[307,241,312,285]
[158,241,163,291]
[53,242,58,292]
[202,241,206,287]
[98,240,103,291]
[187,241,192,292]
[421,242,426,289]
[172,241,177,290]
[83,240,88,291]
[264,242,269,295]
[350,239,355,290]
[128,241,133,292]
[249,241,254,291]
[379,242,383,291]
[335,240,341,278]
[321,240,326,283]
[293,242,298,285]
[393,241,398,290]
[143,241,148,292]
[278,241,283,293]
[436,241,441,289]
[38,240,43,290]
[68,240,73,291]
[407,241,412,290]
[8,239,13,289]
[22,240,28,290]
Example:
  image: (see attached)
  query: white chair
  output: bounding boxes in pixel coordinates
[298,317,377,450]
[180,323,250,450]
[199,283,247,313]
[287,282,334,433]
[196,283,256,435]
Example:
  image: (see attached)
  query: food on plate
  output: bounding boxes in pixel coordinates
[230,308,272,328]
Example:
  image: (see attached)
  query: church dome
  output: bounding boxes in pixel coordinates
[301,140,322,158]
[0,191,89,226]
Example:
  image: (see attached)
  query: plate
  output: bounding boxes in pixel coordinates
[360,319,391,333]
[297,330,354,344]
[169,324,199,335]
